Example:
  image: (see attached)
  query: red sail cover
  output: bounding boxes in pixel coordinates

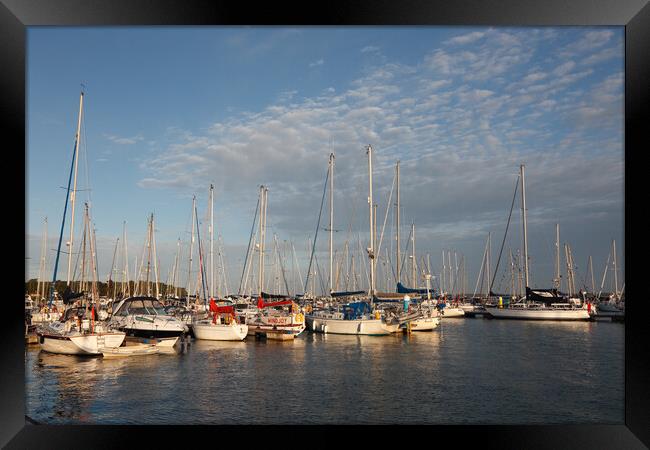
[209,298,234,314]
[257,297,293,309]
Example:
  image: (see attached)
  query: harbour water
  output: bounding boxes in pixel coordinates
[25,318,624,425]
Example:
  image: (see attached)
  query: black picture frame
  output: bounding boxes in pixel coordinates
[4,0,648,448]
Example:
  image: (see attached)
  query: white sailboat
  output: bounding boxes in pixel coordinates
[305,148,397,335]
[240,186,306,340]
[595,240,624,320]
[192,184,248,341]
[485,165,591,321]
[38,91,125,355]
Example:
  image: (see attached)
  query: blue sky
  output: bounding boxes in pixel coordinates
[26,27,624,296]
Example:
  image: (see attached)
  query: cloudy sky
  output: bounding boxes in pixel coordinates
[26,27,624,297]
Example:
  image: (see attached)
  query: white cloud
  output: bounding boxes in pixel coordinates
[309,58,324,68]
[104,133,144,145]
[361,45,380,53]
[446,31,486,45]
[130,28,623,291]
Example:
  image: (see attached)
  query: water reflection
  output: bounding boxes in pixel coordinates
[25,319,624,425]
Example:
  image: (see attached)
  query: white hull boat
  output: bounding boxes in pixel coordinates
[486,304,591,321]
[245,316,306,340]
[192,319,248,341]
[101,342,160,358]
[408,315,440,331]
[110,297,188,339]
[306,310,392,335]
[441,307,465,318]
[39,328,125,355]
[238,305,306,340]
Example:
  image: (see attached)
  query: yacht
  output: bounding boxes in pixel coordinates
[109,296,188,338]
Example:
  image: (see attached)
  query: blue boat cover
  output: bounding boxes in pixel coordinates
[343,301,372,320]
[396,282,434,296]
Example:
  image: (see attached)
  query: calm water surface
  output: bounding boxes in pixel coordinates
[25,318,624,424]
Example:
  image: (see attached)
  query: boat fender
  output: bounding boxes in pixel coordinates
[322,325,327,334]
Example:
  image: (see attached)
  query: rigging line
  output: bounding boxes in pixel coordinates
[473,237,489,298]
[239,196,260,295]
[376,168,396,266]
[304,166,330,294]
[357,232,370,291]
[49,121,80,307]
[489,174,520,295]
[314,252,327,297]
[195,205,209,306]
[398,223,413,280]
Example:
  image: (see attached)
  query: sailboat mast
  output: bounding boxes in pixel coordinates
[442,251,446,294]
[80,207,88,294]
[173,238,180,298]
[589,255,595,294]
[37,217,48,301]
[66,91,84,286]
[411,223,416,288]
[89,215,99,308]
[152,214,160,299]
[209,184,214,299]
[329,153,334,295]
[486,233,491,297]
[564,244,571,296]
[187,196,196,305]
[396,161,400,284]
[366,145,375,298]
[258,186,266,297]
[520,164,530,288]
[145,214,153,296]
[108,237,119,298]
[122,221,130,298]
[612,240,619,298]
[509,249,515,298]
[554,223,561,290]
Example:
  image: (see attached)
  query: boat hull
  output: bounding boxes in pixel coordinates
[193,320,248,341]
[245,323,306,340]
[117,328,186,339]
[408,316,440,331]
[307,316,391,335]
[441,307,465,318]
[485,307,591,321]
[39,332,125,355]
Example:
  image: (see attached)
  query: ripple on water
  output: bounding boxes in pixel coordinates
[25,320,624,424]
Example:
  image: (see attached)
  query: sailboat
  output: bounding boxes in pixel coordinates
[595,240,625,320]
[237,186,306,340]
[306,148,402,335]
[485,165,592,321]
[37,91,125,355]
[192,184,248,341]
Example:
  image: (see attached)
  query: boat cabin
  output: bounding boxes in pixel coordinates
[112,297,168,317]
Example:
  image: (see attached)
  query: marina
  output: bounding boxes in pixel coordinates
[24,26,626,428]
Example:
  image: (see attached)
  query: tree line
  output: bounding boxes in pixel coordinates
[25,279,187,301]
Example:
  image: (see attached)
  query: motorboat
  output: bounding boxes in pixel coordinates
[109,296,188,338]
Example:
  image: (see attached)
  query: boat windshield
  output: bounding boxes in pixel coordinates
[143,299,167,315]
